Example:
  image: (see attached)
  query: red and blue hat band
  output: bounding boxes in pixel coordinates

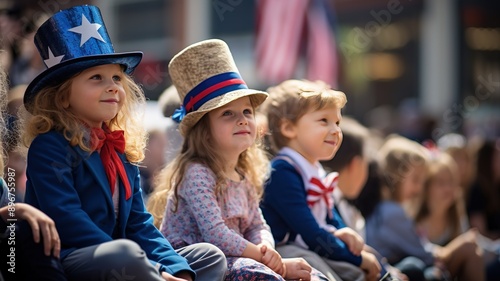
[184,72,248,113]
[171,72,248,123]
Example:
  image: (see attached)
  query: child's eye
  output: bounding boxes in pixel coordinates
[244,108,253,115]
[113,75,122,82]
[90,74,102,80]
[222,111,232,116]
[320,118,328,123]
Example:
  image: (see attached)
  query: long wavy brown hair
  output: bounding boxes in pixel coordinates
[415,152,465,242]
[147,102,270,228]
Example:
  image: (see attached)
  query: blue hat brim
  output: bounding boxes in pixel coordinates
[24,51,142,113]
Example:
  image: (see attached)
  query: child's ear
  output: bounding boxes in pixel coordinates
[280,119,297,139]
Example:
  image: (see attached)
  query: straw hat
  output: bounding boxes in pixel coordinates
[168,39,268,136]
[23,5,142,113]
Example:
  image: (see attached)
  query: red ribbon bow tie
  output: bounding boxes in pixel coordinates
[91,126,131,200]
[307,173,338,211]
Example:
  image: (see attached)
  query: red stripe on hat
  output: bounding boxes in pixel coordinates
[185,78,246,112]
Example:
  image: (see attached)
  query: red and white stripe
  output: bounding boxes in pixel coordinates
[255,0,309,84]
[307,172,338,210]
[255,0,338,87]
[306,1,338,87]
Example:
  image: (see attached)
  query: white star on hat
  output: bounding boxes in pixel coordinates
[44,47,65,68]
[68,14,105,47]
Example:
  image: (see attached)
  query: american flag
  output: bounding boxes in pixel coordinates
[255,0,338,87]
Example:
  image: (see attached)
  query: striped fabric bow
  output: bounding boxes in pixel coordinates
[307,172,338,212]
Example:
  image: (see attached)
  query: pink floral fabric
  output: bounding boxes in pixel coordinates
[160,163,274,256]
[160,163,329,280]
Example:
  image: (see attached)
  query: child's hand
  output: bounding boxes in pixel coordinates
[333,227,364,256]
[360,251,381,281]
[15,203,60,258]
[161,271,193,281]
[258,243,283,275]
[282,258,312,281]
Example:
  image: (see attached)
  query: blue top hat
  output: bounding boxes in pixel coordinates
[24,5,142,112]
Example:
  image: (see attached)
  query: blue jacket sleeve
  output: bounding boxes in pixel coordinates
[125,170,194,277]
[262,160,362,266]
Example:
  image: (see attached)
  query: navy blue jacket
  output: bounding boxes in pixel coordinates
[24,131,193,276]
[261,159,362,266]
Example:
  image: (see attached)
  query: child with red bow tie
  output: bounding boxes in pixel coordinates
[260,79,382,281]
[20,5,226,281]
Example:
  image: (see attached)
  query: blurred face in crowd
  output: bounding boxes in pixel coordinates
[342,155,369,199]
[426,166,458,213]
[398,164,427,204]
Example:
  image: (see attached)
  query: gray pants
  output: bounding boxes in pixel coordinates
[63,239,226,281]
[277,244,365,281]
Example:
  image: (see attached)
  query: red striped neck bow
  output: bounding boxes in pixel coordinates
[307,172,339,211]
[91,125,132,200]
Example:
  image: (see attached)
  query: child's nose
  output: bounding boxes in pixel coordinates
[331,124,341,134]
[238,114,248,125]
[106,81,119,93]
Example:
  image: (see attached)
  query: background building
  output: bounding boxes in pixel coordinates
[1,0,498,141]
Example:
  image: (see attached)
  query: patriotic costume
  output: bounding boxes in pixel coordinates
[262,147,362,266]
[21,6,226,280]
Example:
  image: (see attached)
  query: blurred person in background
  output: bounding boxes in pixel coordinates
[436,133,475,201]
[157,85,183,165]
[467,138,500,240]
[3,84,27,202]
[365,136,484,281]
[466,138,500,280]
[0,1,22,72]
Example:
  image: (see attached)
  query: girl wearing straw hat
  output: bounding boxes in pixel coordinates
[20,5,226,281]
[148,39,328,281]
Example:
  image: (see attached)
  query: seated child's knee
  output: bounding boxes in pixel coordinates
[198,243,226,262]
[101,239,145,263]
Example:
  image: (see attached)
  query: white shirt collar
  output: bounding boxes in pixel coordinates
[278,147,326,181]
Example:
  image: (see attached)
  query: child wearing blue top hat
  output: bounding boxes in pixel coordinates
[20,5,226,281]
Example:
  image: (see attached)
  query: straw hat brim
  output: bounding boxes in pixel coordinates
[24,51,142,113]
[179,88,268,136]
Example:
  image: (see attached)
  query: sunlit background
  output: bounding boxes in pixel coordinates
[1,0,499,142]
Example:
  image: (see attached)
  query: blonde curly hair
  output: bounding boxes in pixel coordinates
[20,70,147,163]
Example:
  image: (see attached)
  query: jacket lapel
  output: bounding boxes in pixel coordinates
[74,146,114,208]
[116,154,135,236]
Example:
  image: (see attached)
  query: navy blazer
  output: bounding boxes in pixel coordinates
[24,131,193,276]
